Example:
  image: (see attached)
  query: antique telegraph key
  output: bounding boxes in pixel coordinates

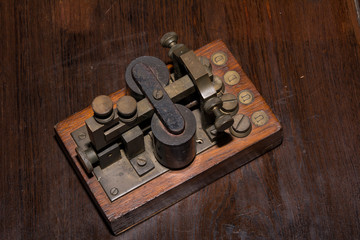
[55,32,282,234]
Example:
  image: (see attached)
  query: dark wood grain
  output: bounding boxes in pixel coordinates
[55,40,282,234]
[1,0,360,239]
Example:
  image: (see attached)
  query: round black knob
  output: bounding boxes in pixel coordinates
[160,32,178,48]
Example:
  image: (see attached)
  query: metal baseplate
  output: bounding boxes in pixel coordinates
[71,109,215,202]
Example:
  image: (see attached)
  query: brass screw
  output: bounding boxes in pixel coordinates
[230,114,252,138]
[221,93,238,113]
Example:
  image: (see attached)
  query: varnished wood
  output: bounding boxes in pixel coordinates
[55,40,282,234]
[1,0,360,239]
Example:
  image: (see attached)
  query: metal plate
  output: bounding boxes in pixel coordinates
[71,109,215,202]
[93,135,168,202]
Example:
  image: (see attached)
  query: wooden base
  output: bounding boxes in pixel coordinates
[55,40,282,235]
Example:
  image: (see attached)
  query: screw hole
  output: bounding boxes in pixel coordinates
[108,153,112,158]
[196,139,204,144]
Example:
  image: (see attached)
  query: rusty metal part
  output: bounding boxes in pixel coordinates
[220,93,239,115]
[125,56,169,99]
[230,114,252,138]
[131,61,185,134]
[151,104,196,169]
[92,95,115,123]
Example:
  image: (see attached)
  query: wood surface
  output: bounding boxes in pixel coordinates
[55,40,282,234]
[1,0,360,239]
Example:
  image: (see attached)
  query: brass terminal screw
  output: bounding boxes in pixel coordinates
[221,93,238,114]
[230,114,252,138]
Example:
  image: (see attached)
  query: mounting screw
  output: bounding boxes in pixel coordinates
[110,187,119,196]
[230,114,252,138]
[153,89,164,100]
[160,32,178,48]
[137,158,147,167]
[78,132,86,140]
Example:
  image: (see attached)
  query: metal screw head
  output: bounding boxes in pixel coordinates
[78,132,86,140]
[136,158,147,167]
[110,187,119,196]
[230,114,252,138]
[116,96,137,118]
[152,89,164,100]
[221,93,238,114]
[92,95,113,117]
[160,32,178,48]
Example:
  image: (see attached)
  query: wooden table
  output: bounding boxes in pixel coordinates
[1,0,359,239]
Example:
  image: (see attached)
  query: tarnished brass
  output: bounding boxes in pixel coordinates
[230,114,252,138]
[251,110,269,126]
[238,89,254,105]
[211,51,228,66]
[224,70,241,86]
[70,32,246,202]
[220,93,239,115]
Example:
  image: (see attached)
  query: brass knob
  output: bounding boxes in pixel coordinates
[160,32,178,48]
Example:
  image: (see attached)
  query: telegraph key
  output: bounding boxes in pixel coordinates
[55,32,283,235]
